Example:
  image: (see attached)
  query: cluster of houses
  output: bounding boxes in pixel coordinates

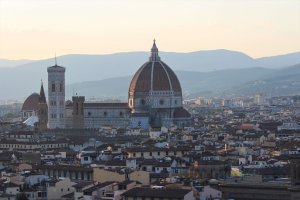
[0,94,300,199]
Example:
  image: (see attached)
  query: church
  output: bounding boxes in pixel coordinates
[22,41,191,130]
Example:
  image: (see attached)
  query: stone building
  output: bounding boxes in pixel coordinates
[70,41,191,129]
[47,61,65,129]
[45,40,191,130]
[65,101,130,129]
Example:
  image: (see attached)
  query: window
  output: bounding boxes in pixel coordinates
[104,111,107,117]
[141,99,146,105]
[157,151,160,156]
[52,83,55,92]
[119,112,123,116]
[159,99,164,105]
[60,83,63,92]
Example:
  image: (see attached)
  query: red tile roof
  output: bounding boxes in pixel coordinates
[22,93,40,111]
[129,61,182,94]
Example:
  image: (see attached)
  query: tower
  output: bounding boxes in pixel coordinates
[254,93,264,105]
[37,81,48,131]
[72,96,85,129]
[47,59,66,129]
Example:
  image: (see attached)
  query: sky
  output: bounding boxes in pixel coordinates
[0,0,299,60]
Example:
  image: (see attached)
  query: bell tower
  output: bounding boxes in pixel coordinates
[47,57,66,129]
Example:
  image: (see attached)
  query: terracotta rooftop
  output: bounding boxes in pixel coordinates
[22,93,40,111]
[129,44,182,95]
[129,61,182,94]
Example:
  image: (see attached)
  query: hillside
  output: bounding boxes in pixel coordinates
[66,67,275,100]
[226,64,300,97]
[0,49,299,99]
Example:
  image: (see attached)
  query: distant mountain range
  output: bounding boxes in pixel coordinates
[225,64,300,97]
[66,64,300,99]
[0,50,300,100]
[0,59,33,68]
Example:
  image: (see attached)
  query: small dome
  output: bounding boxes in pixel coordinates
[22,93,40,111]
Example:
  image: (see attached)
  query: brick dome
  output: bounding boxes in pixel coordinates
[129,41,182,95]
[22,93,40,111]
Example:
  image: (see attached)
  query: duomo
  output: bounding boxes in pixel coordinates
[21,41,191,130]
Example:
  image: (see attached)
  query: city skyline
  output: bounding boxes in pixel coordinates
[0,0,300,60]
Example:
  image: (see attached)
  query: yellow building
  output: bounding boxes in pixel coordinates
[93,168,149,185]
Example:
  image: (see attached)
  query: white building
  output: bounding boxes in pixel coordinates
[47,62,66,129]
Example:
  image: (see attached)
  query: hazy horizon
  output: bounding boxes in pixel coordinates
[1,48,300,62]
[0,0,299,60]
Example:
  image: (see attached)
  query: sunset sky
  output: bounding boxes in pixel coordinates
[0,0,299,60]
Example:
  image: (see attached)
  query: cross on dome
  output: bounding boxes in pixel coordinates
[149,39,160,61]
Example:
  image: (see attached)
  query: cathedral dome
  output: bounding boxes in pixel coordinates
[127,40,191,128]
[129,40,182,95]
[22,93,40,111]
